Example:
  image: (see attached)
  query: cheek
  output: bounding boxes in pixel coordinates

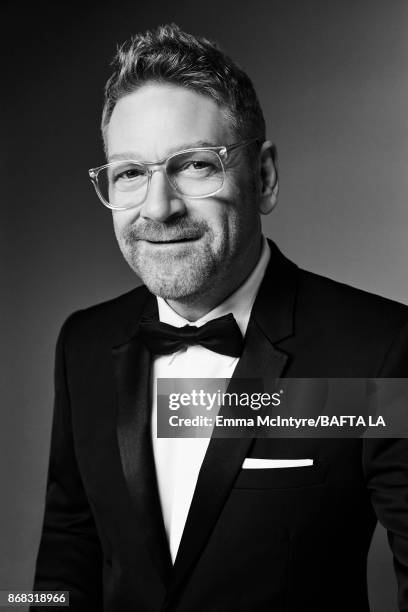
[217,185,257,233]
[194,205,231,243]
[195,190,253,240]
[203,208,246,258]
[112,211,137,239]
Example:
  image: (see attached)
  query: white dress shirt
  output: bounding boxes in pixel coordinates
[151,237,270,562]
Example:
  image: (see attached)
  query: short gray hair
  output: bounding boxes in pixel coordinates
[101,24,265,151]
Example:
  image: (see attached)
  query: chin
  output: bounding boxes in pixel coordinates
[136,262,215,301]
[125,244,220,300]
[141,273,206,301]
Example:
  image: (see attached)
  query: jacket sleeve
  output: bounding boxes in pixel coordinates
[31,317,103,611]
[363,321,408,612]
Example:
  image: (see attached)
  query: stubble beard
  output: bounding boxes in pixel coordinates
[118,222,230,302]
[128,239,221,301]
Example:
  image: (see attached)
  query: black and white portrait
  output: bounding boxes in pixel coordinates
[3,2,408,611]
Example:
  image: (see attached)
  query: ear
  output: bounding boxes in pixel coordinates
[258,141,279,215]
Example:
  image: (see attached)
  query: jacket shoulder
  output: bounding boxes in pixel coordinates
[60,285,151,347]
[297,267,408,341]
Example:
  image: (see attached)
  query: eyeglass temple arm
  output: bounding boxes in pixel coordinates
[225,137,260,154]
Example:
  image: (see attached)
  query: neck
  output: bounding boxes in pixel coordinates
[166,235,263,321]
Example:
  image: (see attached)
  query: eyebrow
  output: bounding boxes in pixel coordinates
[108,140,220,162]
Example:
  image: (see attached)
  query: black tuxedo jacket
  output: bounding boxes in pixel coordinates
[33,241,408,611]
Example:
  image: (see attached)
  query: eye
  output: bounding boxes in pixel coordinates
[119,168,143,180]
[170,152,221,178]
[182,160,214,171]
[111,164,146,183]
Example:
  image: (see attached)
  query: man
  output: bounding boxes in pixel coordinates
[33,24,408,611]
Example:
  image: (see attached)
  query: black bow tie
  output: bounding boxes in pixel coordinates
[139,313,244,358]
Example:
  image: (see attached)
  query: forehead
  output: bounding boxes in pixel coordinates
[106,83,234,161]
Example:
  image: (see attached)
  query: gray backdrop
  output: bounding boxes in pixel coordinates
[3,1,408,610]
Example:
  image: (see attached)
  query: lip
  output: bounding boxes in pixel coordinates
[145,236,201,245]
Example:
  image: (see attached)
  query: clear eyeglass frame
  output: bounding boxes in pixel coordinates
[88,138,258,210]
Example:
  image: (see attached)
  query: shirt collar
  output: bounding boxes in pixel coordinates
[157,235,270,337]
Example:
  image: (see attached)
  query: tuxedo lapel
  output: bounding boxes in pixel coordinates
[112,295,173,587]
[166,242,299,605]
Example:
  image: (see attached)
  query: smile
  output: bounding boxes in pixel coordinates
[145,236,201,244]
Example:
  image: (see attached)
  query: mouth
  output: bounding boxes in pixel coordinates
[145,236,201,245]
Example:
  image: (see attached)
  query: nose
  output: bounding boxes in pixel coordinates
[139,169,186,223]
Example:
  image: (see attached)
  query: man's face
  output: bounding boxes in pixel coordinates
[106,83,263,302]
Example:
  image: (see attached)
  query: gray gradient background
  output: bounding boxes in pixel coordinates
[3,1,408,610]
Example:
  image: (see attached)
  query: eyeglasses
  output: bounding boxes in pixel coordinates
[88,138,258,210]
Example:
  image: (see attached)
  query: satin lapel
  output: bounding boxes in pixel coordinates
[166,244,298,604]
[112,296,173,587]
